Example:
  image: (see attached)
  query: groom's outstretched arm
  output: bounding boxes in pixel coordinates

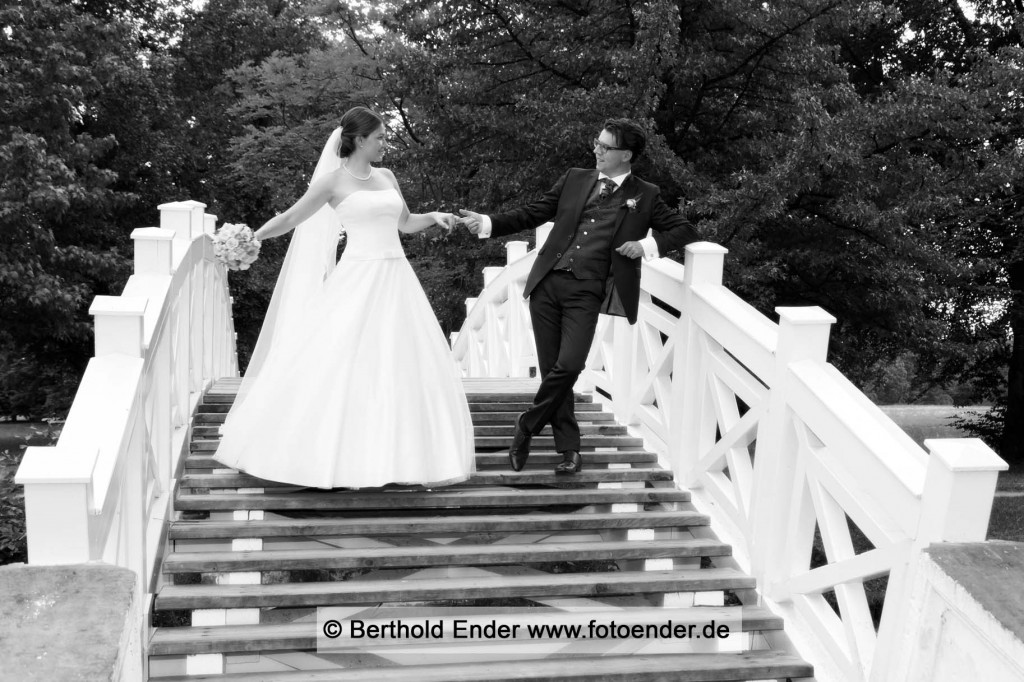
[462,171,570,240]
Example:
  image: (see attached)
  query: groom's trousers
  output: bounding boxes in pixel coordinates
[521,270,605,452]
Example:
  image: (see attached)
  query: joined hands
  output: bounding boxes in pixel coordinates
[457,209,483,235]
[430,210,484,235]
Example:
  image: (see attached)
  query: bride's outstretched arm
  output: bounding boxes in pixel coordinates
[401,211,456,234]
[376,168,455,234]
[253,175,336,241]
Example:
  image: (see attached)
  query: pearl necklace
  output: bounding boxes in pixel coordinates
[342,161,372,181]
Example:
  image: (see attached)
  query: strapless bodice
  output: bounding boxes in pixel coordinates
[334,188,405,261]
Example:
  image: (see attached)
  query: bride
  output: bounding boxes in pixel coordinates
[214,106,476,488]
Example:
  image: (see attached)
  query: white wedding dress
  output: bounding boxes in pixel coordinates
[214,188,476,488]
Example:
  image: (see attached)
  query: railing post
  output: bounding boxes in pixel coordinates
[464,297,480,376]
[506,242,531,377]
[131,227,175,275]
[90,296,148,358]
[482,267,506,376]
[917,438,1008,543]
[536,224,552,251]
[159,200,207,239]
[611,317,638,425]
[160,201,207,391]
[749,307,835,585]
[202,213,219,385]
[873,438,1007,681]
[668,243,728,482]
[506,241,528,262]
[15,447,97,564]
[132,227,177,478]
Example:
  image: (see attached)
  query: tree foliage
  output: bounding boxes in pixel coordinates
[327,0,1024,466]
[3,0,1024,468]
[0,0,143,416]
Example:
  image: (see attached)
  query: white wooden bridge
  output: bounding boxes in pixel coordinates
[13,201,1017,681]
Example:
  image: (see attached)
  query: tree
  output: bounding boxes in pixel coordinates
[329,0,1024,466]
[162,0,329,214]
[0,0,149,417]
[327,0,685,331]
[222,43,386,364]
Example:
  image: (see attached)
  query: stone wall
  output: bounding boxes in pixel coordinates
[894,541,1024,681]
[0,563,140,681]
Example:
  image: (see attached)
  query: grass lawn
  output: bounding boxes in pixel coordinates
[989,497,1024,543]
[878,404,982,445]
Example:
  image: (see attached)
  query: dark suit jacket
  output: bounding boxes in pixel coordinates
[489,168,700,324]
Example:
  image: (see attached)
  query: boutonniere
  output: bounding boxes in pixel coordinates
[623,195,642,212]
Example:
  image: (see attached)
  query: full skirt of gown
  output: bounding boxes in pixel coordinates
[213,188,475,488]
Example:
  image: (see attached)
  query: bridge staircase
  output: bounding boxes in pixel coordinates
[14,203,1009,682]
[147,378,812,680]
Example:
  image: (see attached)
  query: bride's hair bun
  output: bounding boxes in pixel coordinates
[338,106,385,157]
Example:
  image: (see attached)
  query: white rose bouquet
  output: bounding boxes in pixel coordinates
[212,223,261,271]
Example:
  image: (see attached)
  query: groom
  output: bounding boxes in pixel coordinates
[460,118,700,474]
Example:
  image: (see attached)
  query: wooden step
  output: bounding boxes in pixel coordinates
[467,401,601,412]
[473,435,644,448]
[162,539,730,574]
[472,424,628,436]
[196,401,606,414]
[190,436,645,453]
[175,488,688,511]
[178,469,673,489]
[190,423,630,439]
[473,411,615,423]
[148,605,782,655]
[463,392,592,403]
[192,410,618,425]
[182,451,661,471]
[199,392,593,406]
[155,568,755,610]
[167,510,709,540]
[150,651,812,681]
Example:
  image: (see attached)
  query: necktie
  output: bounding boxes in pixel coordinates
[598,178,616,200]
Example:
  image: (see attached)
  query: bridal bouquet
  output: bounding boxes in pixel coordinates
[213,223,261,271]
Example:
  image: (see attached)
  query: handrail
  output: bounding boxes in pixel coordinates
[15,200,238,674]
[451,231,1008,682]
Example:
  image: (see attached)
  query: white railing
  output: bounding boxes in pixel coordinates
[452,230,1008,682]
[15,200,238,675]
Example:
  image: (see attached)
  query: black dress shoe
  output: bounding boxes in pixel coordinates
[554,450,582,475]
[508,413,533,472]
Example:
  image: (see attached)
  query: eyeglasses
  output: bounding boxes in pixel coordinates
[593,138,627,153]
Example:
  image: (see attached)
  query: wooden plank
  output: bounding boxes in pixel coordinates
[150,651,812,681]
[167,510,709,540]
[470,411,616,424]
[162,539,731,573]
[190,423,628,438]
[471,424,628,436]
[196,401,606,413]
[473,435,644,448]
[193,410,618,425]
[188,435,644,450]
[155,568,755,609]
[462,392,592,403]
[149,605,784,655]
[182,451,660,470]
[467,402,602,413]
[178,469,673,489]
[174,488,689,511]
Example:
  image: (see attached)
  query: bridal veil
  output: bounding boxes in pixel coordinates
[234,127,343,407]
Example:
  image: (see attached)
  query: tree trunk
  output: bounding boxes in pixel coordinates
[1002,259,1024,471]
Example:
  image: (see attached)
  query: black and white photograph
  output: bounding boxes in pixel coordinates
[2,1,1023,680]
